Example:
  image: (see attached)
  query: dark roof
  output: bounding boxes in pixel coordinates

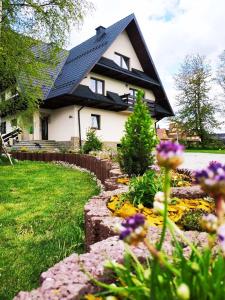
[45,14,173,117]
[95,57,160,86]
[43,84,128,111]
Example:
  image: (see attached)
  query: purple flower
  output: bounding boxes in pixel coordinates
[149,165,160,172]
[156,141,184,169]
[195,161,225,196]
[200,214,218,233]
[118,214,147,245]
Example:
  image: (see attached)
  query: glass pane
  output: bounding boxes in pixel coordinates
[97,81,103,94]
[121,56,129,69]
[90,79,96,92]
[114,53,121,66]
[129,89,135,98]
[91,115,98,128]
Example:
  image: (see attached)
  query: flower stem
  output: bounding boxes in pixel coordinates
[144,238,180,276]
[157,168,170,251]
[166,217,202,258]
[216,195,225,224]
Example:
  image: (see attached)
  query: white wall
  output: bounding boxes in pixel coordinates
[48,106,76,141]
[81,72,155,101]
[104,30,143,71]
[43,105,130,143]
[74,106,130,143]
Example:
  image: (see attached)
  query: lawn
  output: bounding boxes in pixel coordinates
[0,161,100,299]
[185,149,225,154]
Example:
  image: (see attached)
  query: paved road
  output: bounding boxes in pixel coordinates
[181,153,225,170]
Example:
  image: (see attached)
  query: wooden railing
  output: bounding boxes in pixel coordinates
[2,128,22,143]
[11,152,112,183]
[121,94,155,111]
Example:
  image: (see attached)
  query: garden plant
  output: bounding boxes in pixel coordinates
[118,90,157,176]
[87,141,225,300]
[82,128,103,154]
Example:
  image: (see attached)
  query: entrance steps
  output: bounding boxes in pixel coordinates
[11,140,60,152]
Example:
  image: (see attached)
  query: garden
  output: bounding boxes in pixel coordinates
[1,91,225,300]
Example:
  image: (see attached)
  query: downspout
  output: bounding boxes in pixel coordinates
[78,106,84,149]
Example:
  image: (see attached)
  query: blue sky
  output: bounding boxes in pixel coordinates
[69,0,225,131]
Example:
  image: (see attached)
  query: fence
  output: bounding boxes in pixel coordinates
[11,152,112,183]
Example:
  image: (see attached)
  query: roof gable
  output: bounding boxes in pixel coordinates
[47,13,174,116]
[47,14,135,99]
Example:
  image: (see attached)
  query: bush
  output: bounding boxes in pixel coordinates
[126,170,162,207]
[179,209,206,231]
[118,90,157,176]
[82,129,102,154]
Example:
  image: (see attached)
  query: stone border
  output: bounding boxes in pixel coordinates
[15,228,209,300]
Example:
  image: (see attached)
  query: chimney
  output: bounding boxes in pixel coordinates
[95,26,106,36]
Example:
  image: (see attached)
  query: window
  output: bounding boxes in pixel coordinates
[129,88,138,99]
[129,88,145,100]
[90,78,104,95]
[1,122,6,134]
[114,53,130,70]
[91,114,101,130]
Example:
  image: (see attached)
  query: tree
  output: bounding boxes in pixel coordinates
[82,129,102,154]
[118,90,157,176]
[216,50,225,95]
[174,54,219,147]
[0,0,92,115]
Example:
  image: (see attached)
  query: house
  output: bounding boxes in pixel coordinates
[156,128,172,141]
[157,122,201,144]
[0,14,174,150]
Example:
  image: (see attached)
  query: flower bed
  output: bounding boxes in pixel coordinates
[13,148,218,299]
[107,195,214,227]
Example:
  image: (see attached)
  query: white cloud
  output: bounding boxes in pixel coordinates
[69,0,225,130]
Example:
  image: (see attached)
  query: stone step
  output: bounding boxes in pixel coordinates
[11,140,60,152]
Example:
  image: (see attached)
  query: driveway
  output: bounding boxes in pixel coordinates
[181,153,225,170]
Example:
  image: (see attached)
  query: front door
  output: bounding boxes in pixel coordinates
[41,117,48,140]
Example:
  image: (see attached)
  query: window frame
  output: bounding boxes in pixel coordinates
[90,77,105,95]
[91,114,101,130]
[114,52,130,70]
[129,88,138,99]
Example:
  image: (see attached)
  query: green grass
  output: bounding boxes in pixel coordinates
[0,161,100,299]
[185,149,225,154]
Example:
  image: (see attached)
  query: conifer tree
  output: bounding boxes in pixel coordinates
[118,90,157,176]
[82,129,102,154]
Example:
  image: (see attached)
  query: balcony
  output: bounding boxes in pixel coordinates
[120,94,156,116]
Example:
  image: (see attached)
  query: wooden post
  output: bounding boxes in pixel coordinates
[0,134,13,165]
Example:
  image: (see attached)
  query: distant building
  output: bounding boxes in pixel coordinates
[157,122,201,143]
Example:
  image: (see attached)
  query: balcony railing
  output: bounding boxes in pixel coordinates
[120,94,155,112]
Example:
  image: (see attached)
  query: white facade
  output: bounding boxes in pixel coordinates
[1,29,156,148]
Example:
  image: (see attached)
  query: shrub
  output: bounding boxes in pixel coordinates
[19,146,28,152]
[82,129,102,154]
[179,209,206,231]
[118,90,157,176]
[126,169,162,207]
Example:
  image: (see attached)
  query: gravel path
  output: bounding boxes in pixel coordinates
[181,153,225,170]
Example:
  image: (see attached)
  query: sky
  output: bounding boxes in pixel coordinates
[69,0,225,131]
